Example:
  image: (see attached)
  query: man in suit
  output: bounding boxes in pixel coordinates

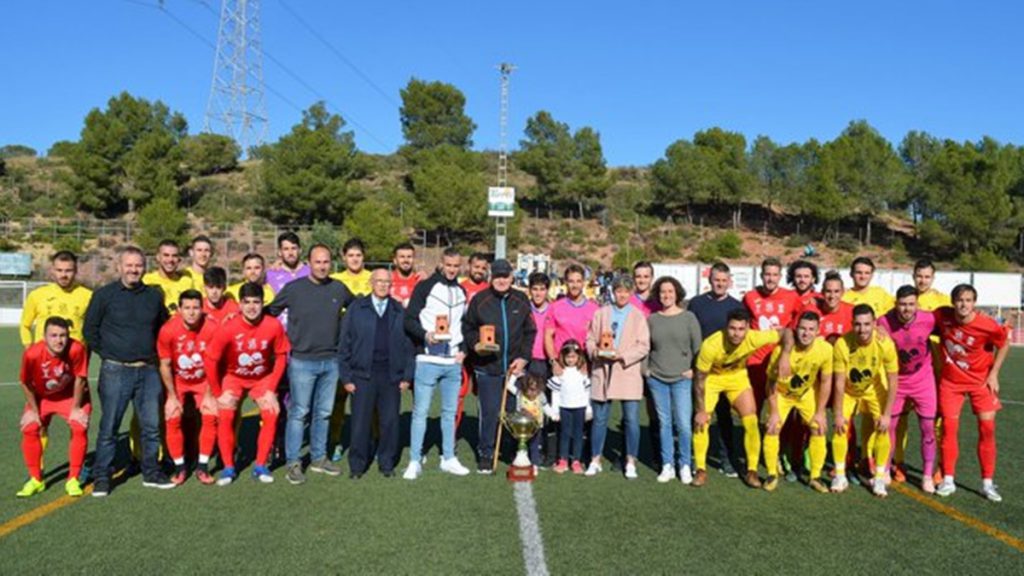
[339,268,416,478]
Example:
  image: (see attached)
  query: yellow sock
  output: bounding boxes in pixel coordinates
[872,429,892,476]
[741,415,761,473]
[693,427,710,471]
[130,414,142,461]
[809,435,826,478]
[763,434,780,477]
[832,432,848,474]
[893,415,908,465]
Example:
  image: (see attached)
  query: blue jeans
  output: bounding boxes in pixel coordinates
[94,361,162,481]
[647,377,694,468]
[559,407,586,462]
[286,357,339,464]
[409,362,462,461]
[590,399,640,461]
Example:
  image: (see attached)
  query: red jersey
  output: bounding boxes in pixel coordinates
[207,314,290,385]
[390,271,421,306]
[936,308,1008,387]
[157,315,219,388]
[743,287,801,364]
[800,298,854,343]
[795,290,820,311]
[460,278,489,302]
[203,297,240,325]
[20,340,89,398]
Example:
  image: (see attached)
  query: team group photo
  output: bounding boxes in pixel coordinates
[3,1,1024,573]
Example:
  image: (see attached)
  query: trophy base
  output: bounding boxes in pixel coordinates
[597,350,617,359]
[433,333,452,341]
[507,465,535,482]
[475,343,500,354]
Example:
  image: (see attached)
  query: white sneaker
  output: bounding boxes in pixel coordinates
[440,457,470,476]
[871,477,888,498]
[625,462,638,480]
[922,476,935,494]
[657,464,675,483]
[679,465,693,485]
[936,478,957,497]
[403,461,422,480]
[830,475,849,493]
[585,461,602,477]
[982,484,1003,503]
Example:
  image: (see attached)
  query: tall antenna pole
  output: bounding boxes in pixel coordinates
[493,62,516,259]
[204,0,268,155]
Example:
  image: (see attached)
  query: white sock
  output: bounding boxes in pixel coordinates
[944,475,955,484]
[835,464,846,474]
[982,478,994,489]
[173,457,185,466]
[198,455,210,465]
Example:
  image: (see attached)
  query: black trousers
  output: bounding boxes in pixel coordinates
[347,366,401,474]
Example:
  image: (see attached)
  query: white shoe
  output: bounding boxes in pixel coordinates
[679,465,693,485]
[440,457,470,476]
[936,478,957,497]
[872,477,888,498]
[982,484,1003,503]
[403,461,423,480]
[625,462,638,480]
[922,476,935,494]
[585,461,602,477]
[657,464,675,483]
[830,475,849,493]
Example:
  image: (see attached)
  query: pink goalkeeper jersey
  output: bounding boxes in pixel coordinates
[530,302,550,360]
[546,297,599,354]
[879,310,936,377]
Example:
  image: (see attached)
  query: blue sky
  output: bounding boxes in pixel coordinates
[2,1,1022,166]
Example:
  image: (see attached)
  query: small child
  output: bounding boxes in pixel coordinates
[548,340,592,474]
[507,373,550,470]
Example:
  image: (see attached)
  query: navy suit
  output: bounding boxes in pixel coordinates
[338,295,415,474]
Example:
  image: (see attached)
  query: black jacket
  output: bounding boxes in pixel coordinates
[338,296,416,386]
[462,286,536,376]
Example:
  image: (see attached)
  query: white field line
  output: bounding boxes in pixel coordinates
[514,482,550,576]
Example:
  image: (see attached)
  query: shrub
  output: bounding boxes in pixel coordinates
[784,234,812,248]
[955,249,1010,272]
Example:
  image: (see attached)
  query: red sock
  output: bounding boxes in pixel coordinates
[978,419,996,479]
[217,409,237,468]
[166,416,185,462]
[455,369,470,431]
[256,409,278,467]
[941,417,960,477]
[199,414,218,459]
[21,422,43,481]
[69,422,88,479]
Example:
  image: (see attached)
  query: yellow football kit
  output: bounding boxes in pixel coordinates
[831,332,899,474]
[331,269,372,297]
[762,339,832,479]
[226,282,275,305]
[143,271,195,313]
[693,329,780,473]
[20,283,93,345]
[842,285,894,317]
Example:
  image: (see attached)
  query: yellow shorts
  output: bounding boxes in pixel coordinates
[704,375,751,408]
[764,392,819,430]
[840,387,885,421]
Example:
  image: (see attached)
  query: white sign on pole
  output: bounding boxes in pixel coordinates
[488,187,515,217]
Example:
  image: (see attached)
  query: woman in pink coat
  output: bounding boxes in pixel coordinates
[585,276,650,479]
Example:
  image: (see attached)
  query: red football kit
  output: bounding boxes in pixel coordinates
[207,314,290,468]
[390,271,421,307]
[800,298,854,343]
[19,340,90,481]
[203,297,240,326]
[744,287,801,407]
[157,315,220,464]
[935,307,1008,479]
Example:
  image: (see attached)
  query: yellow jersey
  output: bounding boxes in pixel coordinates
[833,332,898,397]
[143,271,196,313]
[331,269,372,297]
[183,267,206,296]
[768,338,833,399]
[226,282,275,305]
[697,329,780,386]
[841,285,894,317]
[20,283,93,346]
[917,289,951,312]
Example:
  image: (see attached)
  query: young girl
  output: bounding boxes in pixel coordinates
[508,373,550,470]
[548,340,592,474]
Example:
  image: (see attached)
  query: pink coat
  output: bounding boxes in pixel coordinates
[586,305,650,401]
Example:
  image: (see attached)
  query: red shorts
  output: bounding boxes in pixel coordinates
[25,395,92,425]
[939,380,1001,418]
[175,382,209,404]
[747,363,769,408]
[220,375,275,403]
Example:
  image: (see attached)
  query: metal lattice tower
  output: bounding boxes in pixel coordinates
[494,63,515,259]
[204,0,268,154]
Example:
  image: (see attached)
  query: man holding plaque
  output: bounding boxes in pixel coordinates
[463,259,537,475]
[403,248,470,480]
